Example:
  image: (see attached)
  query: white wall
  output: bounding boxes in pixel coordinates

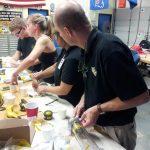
[115,0,150,46]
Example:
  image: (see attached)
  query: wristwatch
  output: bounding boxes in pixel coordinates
[97,103,103,114]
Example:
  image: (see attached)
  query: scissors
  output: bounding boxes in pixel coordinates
[0,107,5,111]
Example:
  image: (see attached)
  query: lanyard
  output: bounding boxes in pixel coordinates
[58,55,65,70]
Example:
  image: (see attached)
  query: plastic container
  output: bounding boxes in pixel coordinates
[70,117,101,150]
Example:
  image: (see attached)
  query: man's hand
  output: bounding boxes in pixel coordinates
[10,60,20,68]
[73,100,85,118]
[80,105,99,127]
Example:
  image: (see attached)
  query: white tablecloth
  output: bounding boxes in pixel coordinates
[29,96,125,150]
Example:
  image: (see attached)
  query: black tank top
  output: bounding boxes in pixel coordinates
[39,51,57,83]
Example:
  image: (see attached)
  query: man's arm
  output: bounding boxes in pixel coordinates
[12,50,21,61]
[100,90,149,112]
[10,50,21,67]
[80,90,150,127]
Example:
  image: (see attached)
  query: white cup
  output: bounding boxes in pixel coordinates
[10,84,17,93]
[3,93,13,101]
[4,95,15,105]
[18,80,23,88]
[57,109,67,120]
[20,86,28,97]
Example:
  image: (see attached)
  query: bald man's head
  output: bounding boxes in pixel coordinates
[54,0,91,32]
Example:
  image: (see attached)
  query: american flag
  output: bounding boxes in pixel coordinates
[0,0,46,7]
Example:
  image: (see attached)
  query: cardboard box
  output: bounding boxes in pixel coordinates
[0,119,35,145]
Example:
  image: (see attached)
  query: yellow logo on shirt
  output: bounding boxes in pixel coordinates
[91,67,97,77]
[31,44,35,49]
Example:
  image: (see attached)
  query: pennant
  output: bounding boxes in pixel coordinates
[128,0,138,9]
[0,0,46,7]
[118,0,126,8]
[90,0,109,10]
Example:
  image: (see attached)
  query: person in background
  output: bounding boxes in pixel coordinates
[54,1,150,150]
[32,31,84,106]
[9,17,41,72]
[11,14,57,85]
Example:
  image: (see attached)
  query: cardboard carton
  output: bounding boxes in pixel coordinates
[0,119,35,145]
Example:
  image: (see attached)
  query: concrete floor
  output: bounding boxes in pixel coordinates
[135,76,150,150]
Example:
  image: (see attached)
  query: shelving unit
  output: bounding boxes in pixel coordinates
[0,34,18,56]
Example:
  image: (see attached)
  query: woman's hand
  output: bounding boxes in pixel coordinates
[36,85,47,95]
[31,71,42,80]
[32,77,39,89]
[11,73,18,85]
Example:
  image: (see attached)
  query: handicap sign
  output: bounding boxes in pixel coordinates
[90,0,109,10]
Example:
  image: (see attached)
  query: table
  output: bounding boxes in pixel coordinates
[31,97,126,150]
[139,49,150,64]
[139,54,150,64]
[0,68,125,150]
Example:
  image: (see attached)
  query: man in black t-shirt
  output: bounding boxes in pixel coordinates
[9,17,41,72]
[54,1,150,150]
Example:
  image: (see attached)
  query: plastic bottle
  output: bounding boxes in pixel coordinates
[70,117,103,150]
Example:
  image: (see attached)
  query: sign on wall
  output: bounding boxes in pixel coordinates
[0,11,22,34]
[118,0,126,8]
[28,9,49,16]
[0,11,22,21]
[90,0,109,10]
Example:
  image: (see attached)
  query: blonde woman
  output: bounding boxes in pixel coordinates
[11,14,57,84]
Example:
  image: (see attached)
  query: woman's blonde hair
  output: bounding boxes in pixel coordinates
[27,14,53,37]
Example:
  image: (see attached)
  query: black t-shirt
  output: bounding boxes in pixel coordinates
[84,28,147,126]
[17,37,36,60]
[39,51,57,84]
[54,46,84,106]
[17,37,41,72]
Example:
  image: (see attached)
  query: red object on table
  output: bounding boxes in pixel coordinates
[131,44,144,54]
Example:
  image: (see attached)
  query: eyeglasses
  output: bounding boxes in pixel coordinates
[14,28,22,36]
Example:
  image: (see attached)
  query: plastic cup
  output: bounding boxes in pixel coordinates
[20,86,28,97]
[18,80,23,88]
[3,93,13,101]
[10,84,17,93]
[57,108,67,120]
[4,95,15,105]
[25,102,38,121]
